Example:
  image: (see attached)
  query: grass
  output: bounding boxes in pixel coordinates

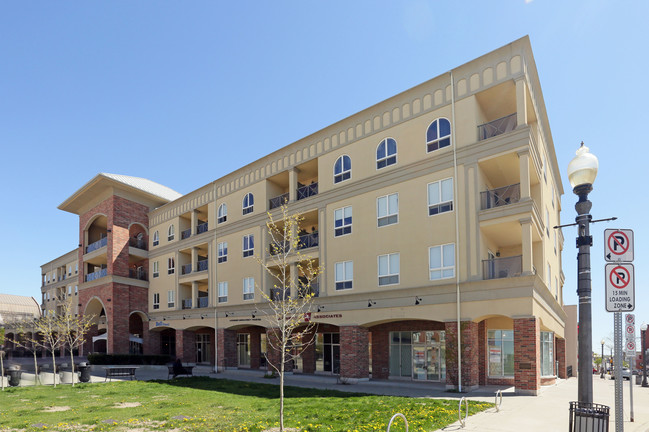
[0,378,493,431]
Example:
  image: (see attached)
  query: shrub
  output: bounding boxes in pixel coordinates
[87,354,171,365]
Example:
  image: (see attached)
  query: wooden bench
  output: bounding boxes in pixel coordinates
[104,367,137,382]
[167,365,194,379]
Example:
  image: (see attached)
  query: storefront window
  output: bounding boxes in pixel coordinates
[488,330,514,377]
[389,330,445,381]
[540,331,554,376]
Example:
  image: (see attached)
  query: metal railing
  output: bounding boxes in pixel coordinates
[480,183,521,210]
[297,182,318,200]
[197,260,208,272]
[129,238,148,250]
[269,193,289,210]
[298,232,319,250]
[128,268,148,281]
[85,268,107,282]
[86,237,107,253]
[181,264,192,275]
[298,281,319,298]
[482,255,523,280]
[478,113,517,141]
[182,299,192,310]
[197,222,208,234]
[181,228,191,240]
[198,297,209,308]
[270,288,289,301]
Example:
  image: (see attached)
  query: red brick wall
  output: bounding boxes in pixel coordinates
[217,328,237,369]
[514,317,540,392]
[445,321,479,388]
[175,329,196,362]
[556,337,566,379]
[340,325,369,379]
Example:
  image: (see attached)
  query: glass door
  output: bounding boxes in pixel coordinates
[237,333,250,367]
[196,334,211,364]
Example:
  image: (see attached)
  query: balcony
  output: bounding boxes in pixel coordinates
[182,299,192,310]
[270,288,289,301]
[181,228,192,240]
[197,260,208,272]
[269,193,289,210]
[85,268,107,282]
[197,297,209,308]
[298,281,319,298]
[181,264,192,275]
[129,238,147,250]
[482,255,523,280]
[297,182,318,201]
[86,237,107,254]
[298,232,319,250]
[478,113,517,141]
[128,268,148,281]
[481,183,521,210]
[197,222,208,235]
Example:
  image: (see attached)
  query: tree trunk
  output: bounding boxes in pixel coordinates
[69,349,76,387]
[1,352,4,391]
[51,351,57,387]
[33,352,40,385]
[280,344,285,432]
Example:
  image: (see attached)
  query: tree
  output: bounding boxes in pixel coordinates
[256,204,323,432]
[33,313,64,387]
[5,318,43,386]
[0,327,5,390]
[57,300,94,386]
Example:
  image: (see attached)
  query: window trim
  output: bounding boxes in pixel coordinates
[167,290,175,308]
[334,206,352,237]
[218,281,228,303]
[376,138,397,170]
[153,261,159,278]
[487,329,514,378]
[426,118,451,153]
[242,193,254,215]
[378,252,400,286]
[153,293,160,310]
[333,155,352,184]
[168,257,175,275]
[428,243,455,280]
[377,193,399,227]
[217,203,227,224]
[427,177,454,216]
[243,277,254,301]
[168,225,175,242]
[218,242,228,263]
[335,260,353,290]
[242,234,254,258]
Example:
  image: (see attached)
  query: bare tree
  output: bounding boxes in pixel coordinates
[5,318,43,386]
[256,204,323,431]
[57,300,94,386]
[33,313,64,387]
[0,327,5,390]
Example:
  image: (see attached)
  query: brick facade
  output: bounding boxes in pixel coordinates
[217,328,237,369]
[514,317,540,394]
[340,325,369,379]
[556,336,566,379]
[445,321,479,390]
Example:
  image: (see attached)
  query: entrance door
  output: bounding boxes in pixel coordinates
[237,334,250,367]
[196,334,211,364]
[317,333,340,373]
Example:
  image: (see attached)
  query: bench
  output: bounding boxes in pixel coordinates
[104,367,138,382]
[168,365,194,379]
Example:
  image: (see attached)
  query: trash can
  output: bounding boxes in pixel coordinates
[77,364,91,383]
[569,401,609,432]
[7,368,22,387]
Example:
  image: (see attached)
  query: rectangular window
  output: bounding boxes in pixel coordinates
[488,330,514,377]
[378,253,400,286]
[68,286,72,295]
[68,265,72,276]
[153,261,159,278]
[335,261,353,290]
[427,178,453,216]
[540,332,554,376]
[167,290,175,308]
[243,235,254,258]
[75,285,78,295]
[218,242,228,263]
[429,243,455,280]
[243,277,254,300]
[168,258,175,275]
[547,263,551,288]
[75,263,78,274]
[334,206,352,237]
[218,281,228,303]
[377,193,398,227]
[153,293,160,310]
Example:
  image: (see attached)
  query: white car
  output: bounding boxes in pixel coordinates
[622,368,631,380]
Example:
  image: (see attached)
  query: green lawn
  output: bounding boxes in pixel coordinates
[0,378,492,431]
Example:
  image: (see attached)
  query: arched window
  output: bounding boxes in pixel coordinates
[218,203,227,224]
[333,155,351,184]
[242,193,254,215]
[168,225,175,241]
[426,118,451,153]
[152,231,159,247]
[376,138,397,169]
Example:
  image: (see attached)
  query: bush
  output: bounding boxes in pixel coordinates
[87,354,172,365]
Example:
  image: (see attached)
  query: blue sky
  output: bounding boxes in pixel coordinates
[1,1,648,353]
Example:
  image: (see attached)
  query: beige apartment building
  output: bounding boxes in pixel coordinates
[40,36,566,394]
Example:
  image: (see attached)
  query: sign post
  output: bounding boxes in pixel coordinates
[626,313,635,423]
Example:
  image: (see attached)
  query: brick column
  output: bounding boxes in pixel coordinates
[514,317,540,395]
[478,321,487,385]
[175,330,196,362]
[250,331,261,369]
[340,325,369,379]
[217,329,237,369]
[556,337,566,379]
[143,327,161,356]
[371,328,389,379]
[445,321,479,390]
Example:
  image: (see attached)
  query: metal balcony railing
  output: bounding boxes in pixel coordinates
[128,268,148,281]
[129,238,148,250]
[298,281,319,298]
[182,299,192,310]
[270,288,289,301]
[197,222,208,234]
[269,193,289,210]
[181,228,192,240]
[85,268,107,282]
[480,183,521,210]
[298,232,319,250]
[198,297,209,308]
[181,264,192,275]
[197,260,208,272]
[86,237,107,253]
[478,113,517,141]
[482,255,523,280]
[297,182,318,200]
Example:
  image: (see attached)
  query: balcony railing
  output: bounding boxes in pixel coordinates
[297,182,318,200]
[298,281,319,298]
[482,255,523,280]
[86,237,107,253]
[85,268,107,282]
[197,222,208,234]
[480,183,521,210]
[298,232,319,250]
[128,268,148,281]
[269,240,290,256]
[181,228,192,240]
[198,297,209,308]
[129,238,148,250]
[269,193,289,210]
[478,113,517,141]
[197,260,208,272]
[182,299,192,310]
[181,264,192,275]
[270,288,289,301]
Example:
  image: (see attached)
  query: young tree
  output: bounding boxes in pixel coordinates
[256,204,323,431]
[58,300,94,386]
[0,327,5,390]
[33,313,64,387]
[5,318,43,386]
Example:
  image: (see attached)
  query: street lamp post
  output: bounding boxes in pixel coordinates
[567,142,599,404]
[642,323,648,387]
[601,339,605,379]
